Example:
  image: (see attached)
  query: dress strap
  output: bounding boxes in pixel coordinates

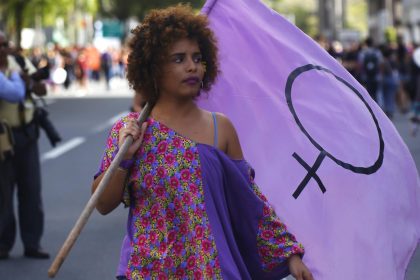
[211,112,218,148]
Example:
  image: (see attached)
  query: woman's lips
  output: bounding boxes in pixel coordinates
[183,77,200,85]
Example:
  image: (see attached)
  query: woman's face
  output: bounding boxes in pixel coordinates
[158,38,205,100]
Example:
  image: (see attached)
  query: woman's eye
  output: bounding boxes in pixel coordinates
[193,55,202,63]
[172,54,184,63]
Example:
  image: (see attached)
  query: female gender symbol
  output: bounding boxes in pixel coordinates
[285,64,384,199]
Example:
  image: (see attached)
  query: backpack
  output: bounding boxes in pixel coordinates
[363,51,379,78]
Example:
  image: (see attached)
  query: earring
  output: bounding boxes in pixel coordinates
[200,81,204,89]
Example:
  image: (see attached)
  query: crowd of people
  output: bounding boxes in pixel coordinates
[28,43,128,92]
[317,35,420,135]
[11,34,420,136]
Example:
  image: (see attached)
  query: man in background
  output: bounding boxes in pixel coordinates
[0,31,49,260]
[359,37,383,102]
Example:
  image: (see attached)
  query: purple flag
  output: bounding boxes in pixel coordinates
[199,0,420,279]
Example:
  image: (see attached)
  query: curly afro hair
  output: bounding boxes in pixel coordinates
[127,4,219,104]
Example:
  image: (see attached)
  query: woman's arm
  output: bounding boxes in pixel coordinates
[91,119,147,215]
[216,113,244,160]
[91,168,130,215]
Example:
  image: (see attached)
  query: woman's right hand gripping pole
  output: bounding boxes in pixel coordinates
[92,119,148,215]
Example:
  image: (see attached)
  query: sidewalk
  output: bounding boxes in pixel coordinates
[46,77,134,99]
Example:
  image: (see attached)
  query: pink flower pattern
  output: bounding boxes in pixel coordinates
[245,163,305,271]
[99,113,222,279]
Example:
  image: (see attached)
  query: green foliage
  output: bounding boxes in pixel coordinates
[27,0,76,26]
[288,5,317,37]
[1,0,98,43]
[262,0,317,36]
[101,0,205,20]
[346,0,367,36]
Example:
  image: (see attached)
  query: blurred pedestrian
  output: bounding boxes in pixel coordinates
[75,48,88,90]
[101,49,113,90]
[0,31,50,260]
[0,34,25,244]
[380,49,399,119]
[395,36,411,113]
[29,47,48,70]
[410,46,420,135]
[61,48,75,90]
[359,37,382,101]
[342,41,362,82]
[86,44,101,81]
[92,5,312,280]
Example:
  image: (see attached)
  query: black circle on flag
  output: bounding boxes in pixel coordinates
[285,64,384,199]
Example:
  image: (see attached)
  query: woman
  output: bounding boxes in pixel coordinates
[92,5,313,280]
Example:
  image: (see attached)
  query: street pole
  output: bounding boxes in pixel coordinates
[319,0,336,40]
[342,0,347,29]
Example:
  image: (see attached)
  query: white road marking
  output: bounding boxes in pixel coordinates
[41,111,130,162]
[41,137,85,162]
[92,111,130,133]
[33,97,56,106]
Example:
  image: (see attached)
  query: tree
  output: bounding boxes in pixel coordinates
[1,0,97,47]
[100,0,205,21]
[1,0,205,47]
[345,0,367,37]
[263,0,318,37]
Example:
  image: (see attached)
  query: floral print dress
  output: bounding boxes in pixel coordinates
[95,112,304,280]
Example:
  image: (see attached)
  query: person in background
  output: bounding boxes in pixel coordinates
[0,33,25,246]
[380,48,399,119]
[101,48,113,90]
[409,45,420,136]
[342,41,362,83]
[0,31,50,260]
[359,37,383,102]
[395,36,411,113]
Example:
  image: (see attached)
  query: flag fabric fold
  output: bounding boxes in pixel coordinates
[200,0,420,279]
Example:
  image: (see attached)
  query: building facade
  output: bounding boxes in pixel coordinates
[401,0,420,44]
[367,0,399,44]
[319,0,348,40]
[367,0,420,44]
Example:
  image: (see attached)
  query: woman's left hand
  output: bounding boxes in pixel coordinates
[288,254,314,280]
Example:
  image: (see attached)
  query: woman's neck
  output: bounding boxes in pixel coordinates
[151,96,200,123]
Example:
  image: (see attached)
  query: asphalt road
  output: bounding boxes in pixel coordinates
[0,94,419,280]
[0,97,131,280]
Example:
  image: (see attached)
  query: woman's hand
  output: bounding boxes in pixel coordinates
[118,119,148,159]
[288,254,314,280]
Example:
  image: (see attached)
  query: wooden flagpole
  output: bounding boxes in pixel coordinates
[48,102,152,278]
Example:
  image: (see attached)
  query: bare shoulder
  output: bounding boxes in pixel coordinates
[213,112,234,131]
[213,112,244,160]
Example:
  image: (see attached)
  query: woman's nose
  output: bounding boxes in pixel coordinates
[186,57,197,72]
